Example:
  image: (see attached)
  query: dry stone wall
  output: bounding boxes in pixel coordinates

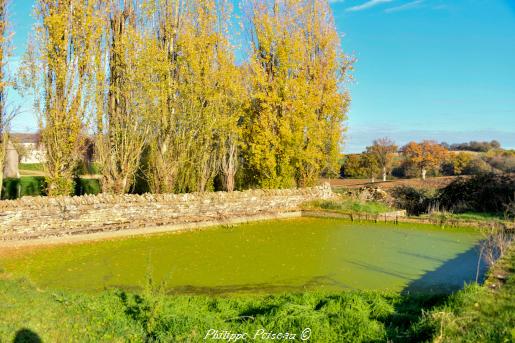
[0,185,333,240]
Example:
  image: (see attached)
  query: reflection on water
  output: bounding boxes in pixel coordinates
[0,217,484,294]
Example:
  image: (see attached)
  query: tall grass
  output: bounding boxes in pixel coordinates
[304,199,393,215]
[0,277,447,342]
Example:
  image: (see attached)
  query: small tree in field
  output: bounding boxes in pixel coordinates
[360,152,380,183]
[366,137,397,181]
[402,141,448,180]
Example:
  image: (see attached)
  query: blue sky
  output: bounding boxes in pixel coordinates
[7,0,515,152]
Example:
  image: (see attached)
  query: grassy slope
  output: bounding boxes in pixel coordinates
[423,248,515,342]
[0,275,447,343]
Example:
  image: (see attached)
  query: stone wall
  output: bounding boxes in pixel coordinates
[0,185,333,240]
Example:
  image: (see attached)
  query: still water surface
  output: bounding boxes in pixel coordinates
[0,218,484,293]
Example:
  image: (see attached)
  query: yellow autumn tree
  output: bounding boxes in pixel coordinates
[95,0,153,194]
[25,0,104,195]
[144,0,243,193]
[141,0,186,194]
[0,0,11,197]
[243,0,350,188]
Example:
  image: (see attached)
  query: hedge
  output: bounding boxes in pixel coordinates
[1,177,101,200]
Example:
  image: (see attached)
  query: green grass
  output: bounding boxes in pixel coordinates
[0,275,446,342]
[438,212,505,221]
[304,199,394,215]
[421,248,515,342]
[18,163,45,171]
[419,211,511,227]
[19,162,102,175]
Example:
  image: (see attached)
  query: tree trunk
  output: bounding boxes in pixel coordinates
[382,166,387,182]
[421,168,427,180]
[0,166,3,200]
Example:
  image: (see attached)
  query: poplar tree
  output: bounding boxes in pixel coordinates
[96,0,152,194]
[145,0,242,193]
[244,0,350,188]
[25,0,103,195]
[0,0,10,197]
[142,0,185,194]
[295,0,351,186]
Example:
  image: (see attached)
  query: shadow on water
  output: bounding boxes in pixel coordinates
[12,328,42,343]
[403,244,487,294]
[382,244,488,342]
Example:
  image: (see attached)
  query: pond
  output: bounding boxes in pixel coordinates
[0,217,485,294]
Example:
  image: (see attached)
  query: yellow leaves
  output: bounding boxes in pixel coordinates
[243,0,349,187]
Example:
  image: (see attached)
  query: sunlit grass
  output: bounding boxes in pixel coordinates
[304,199,394,215]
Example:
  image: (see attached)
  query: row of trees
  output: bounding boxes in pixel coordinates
[6,0,351,196]
[443,140,501,152]
[342,139,467,181]
[342,139,514,181]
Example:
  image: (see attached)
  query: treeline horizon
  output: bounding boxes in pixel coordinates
[0,0,351,196]
[341,138,515,181]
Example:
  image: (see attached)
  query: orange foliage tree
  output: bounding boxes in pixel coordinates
[402,141,448,180]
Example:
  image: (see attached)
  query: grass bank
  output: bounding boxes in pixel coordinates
[0,275,445,342]
[420,246,515,342]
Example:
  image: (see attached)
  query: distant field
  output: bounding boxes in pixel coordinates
[321,176,457,190]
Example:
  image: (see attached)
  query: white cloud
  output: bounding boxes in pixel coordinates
[346,0,394,12]
[384,0,424,13]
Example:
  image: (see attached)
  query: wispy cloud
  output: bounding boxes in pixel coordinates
[384,0,424,13]
[346,0,394,12]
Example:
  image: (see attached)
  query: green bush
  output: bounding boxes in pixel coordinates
[390,186,436,215]
[1,177,47,199]
[438,173,515,216]
[1,176,101,199]
[74,178,101,196]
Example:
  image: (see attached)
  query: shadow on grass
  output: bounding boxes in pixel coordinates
[381,244,488,342]
[12,328,42,343]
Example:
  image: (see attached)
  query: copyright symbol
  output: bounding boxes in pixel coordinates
[300,328,311,341]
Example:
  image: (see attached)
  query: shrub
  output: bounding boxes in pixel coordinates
[438,173,515,215]
[1,176,47,199]
[74,178,101,195]
[389,186,437,215]
[1,176,101,199]
[462,158,492,175]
